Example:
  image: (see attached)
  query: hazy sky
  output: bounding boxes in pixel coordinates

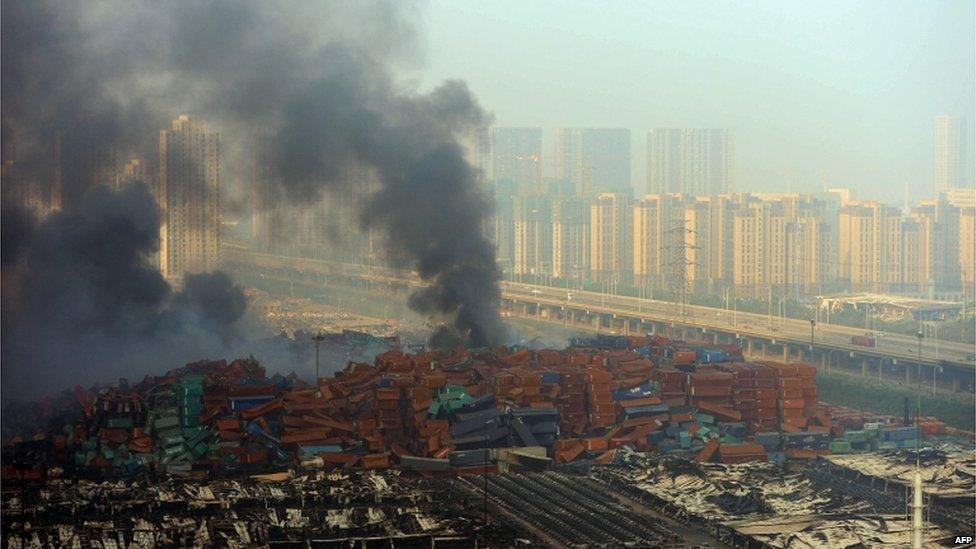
[410,1,975,203]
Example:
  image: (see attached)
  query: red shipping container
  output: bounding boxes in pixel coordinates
[688,385,732,397]
[779,387,804,399]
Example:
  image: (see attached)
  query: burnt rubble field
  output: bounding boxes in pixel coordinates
[3,452,974,548]
[2,335,974,547]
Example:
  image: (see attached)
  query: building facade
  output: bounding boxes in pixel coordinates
[555,128,631,196]
[490,127,542,194]
[933,115,966,194]
[590,193,632,283]
[551,197,590,281]
[646,129,733,196]
[158,115,221,282]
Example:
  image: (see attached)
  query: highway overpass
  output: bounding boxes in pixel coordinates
[223,247,975,395]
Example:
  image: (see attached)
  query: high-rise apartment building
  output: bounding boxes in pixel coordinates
[1,133,63,218]
[551,197,590,280]
[933,116,966,194]
[646,129,733,196]
[250,133,282,252]
[554,128,631,196]
[490,127,542,194]
[727,194,835,296]
[682,196,739,290]
[590,193,632,282]
[512,196,553,275]
[632,194,687,288]
[913,199,961,297]
[838,202,890,292]
[785,217,832,295]
[682,199,711,289]
[115,158,154,192]
[732,201,788,292]
[941,188,976,208]
[832,196,964,297]
[959,205,975,299]
[487,193,516,273]
[158,115,221,282]
[899,218,923,292]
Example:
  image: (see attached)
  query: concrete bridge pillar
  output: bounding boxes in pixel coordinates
[782,345,790,362]
[746,339,754,357]
[860,358,868,377]
[819,353,826,371]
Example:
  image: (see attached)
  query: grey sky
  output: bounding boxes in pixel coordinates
[409,1,974,203]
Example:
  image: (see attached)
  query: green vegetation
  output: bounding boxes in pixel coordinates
[816,370,975,432]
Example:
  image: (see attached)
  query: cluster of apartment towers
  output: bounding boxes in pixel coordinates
[3,116,971,300]
[467,120,972,301]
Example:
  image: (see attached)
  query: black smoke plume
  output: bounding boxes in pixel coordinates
[2,1,505,365]
[0,185,247,396]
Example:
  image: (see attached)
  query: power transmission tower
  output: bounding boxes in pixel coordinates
[664,222,699,327]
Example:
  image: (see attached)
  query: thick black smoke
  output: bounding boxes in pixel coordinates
[0,185,248,396]
[2,1,505,355]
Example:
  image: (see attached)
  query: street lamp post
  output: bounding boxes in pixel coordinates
[808,318,816,350]
[312,332,326,391]
[731,289,737,327]
[915,330,923,425]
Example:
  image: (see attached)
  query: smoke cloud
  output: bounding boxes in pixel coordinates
[2,0,505,391]
[0,185,248,396]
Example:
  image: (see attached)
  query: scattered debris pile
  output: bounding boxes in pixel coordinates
[1,334,954,480]
[0,470,521,547]
[596,450,959,547]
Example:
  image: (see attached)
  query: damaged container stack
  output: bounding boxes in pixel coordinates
[4,334,955,480]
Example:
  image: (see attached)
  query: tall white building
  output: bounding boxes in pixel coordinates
[590,193,632,283]
[158,115,221,282]
[554,128,631,196]
[551,197,589,280]
[933,116,966,194]
[646,129,733,196]
[512,196,552,275]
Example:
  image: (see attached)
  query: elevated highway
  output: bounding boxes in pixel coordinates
[223,247,975,394]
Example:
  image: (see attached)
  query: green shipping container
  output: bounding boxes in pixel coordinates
[844,430,869,444]
[828,440,852,454]
[106,416,135,429]
[154,416,180,430]
[695,413,715,425]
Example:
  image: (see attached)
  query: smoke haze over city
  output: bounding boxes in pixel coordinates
[416,1,974,203]
[2,0,505,396]
[1,3,975,546]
